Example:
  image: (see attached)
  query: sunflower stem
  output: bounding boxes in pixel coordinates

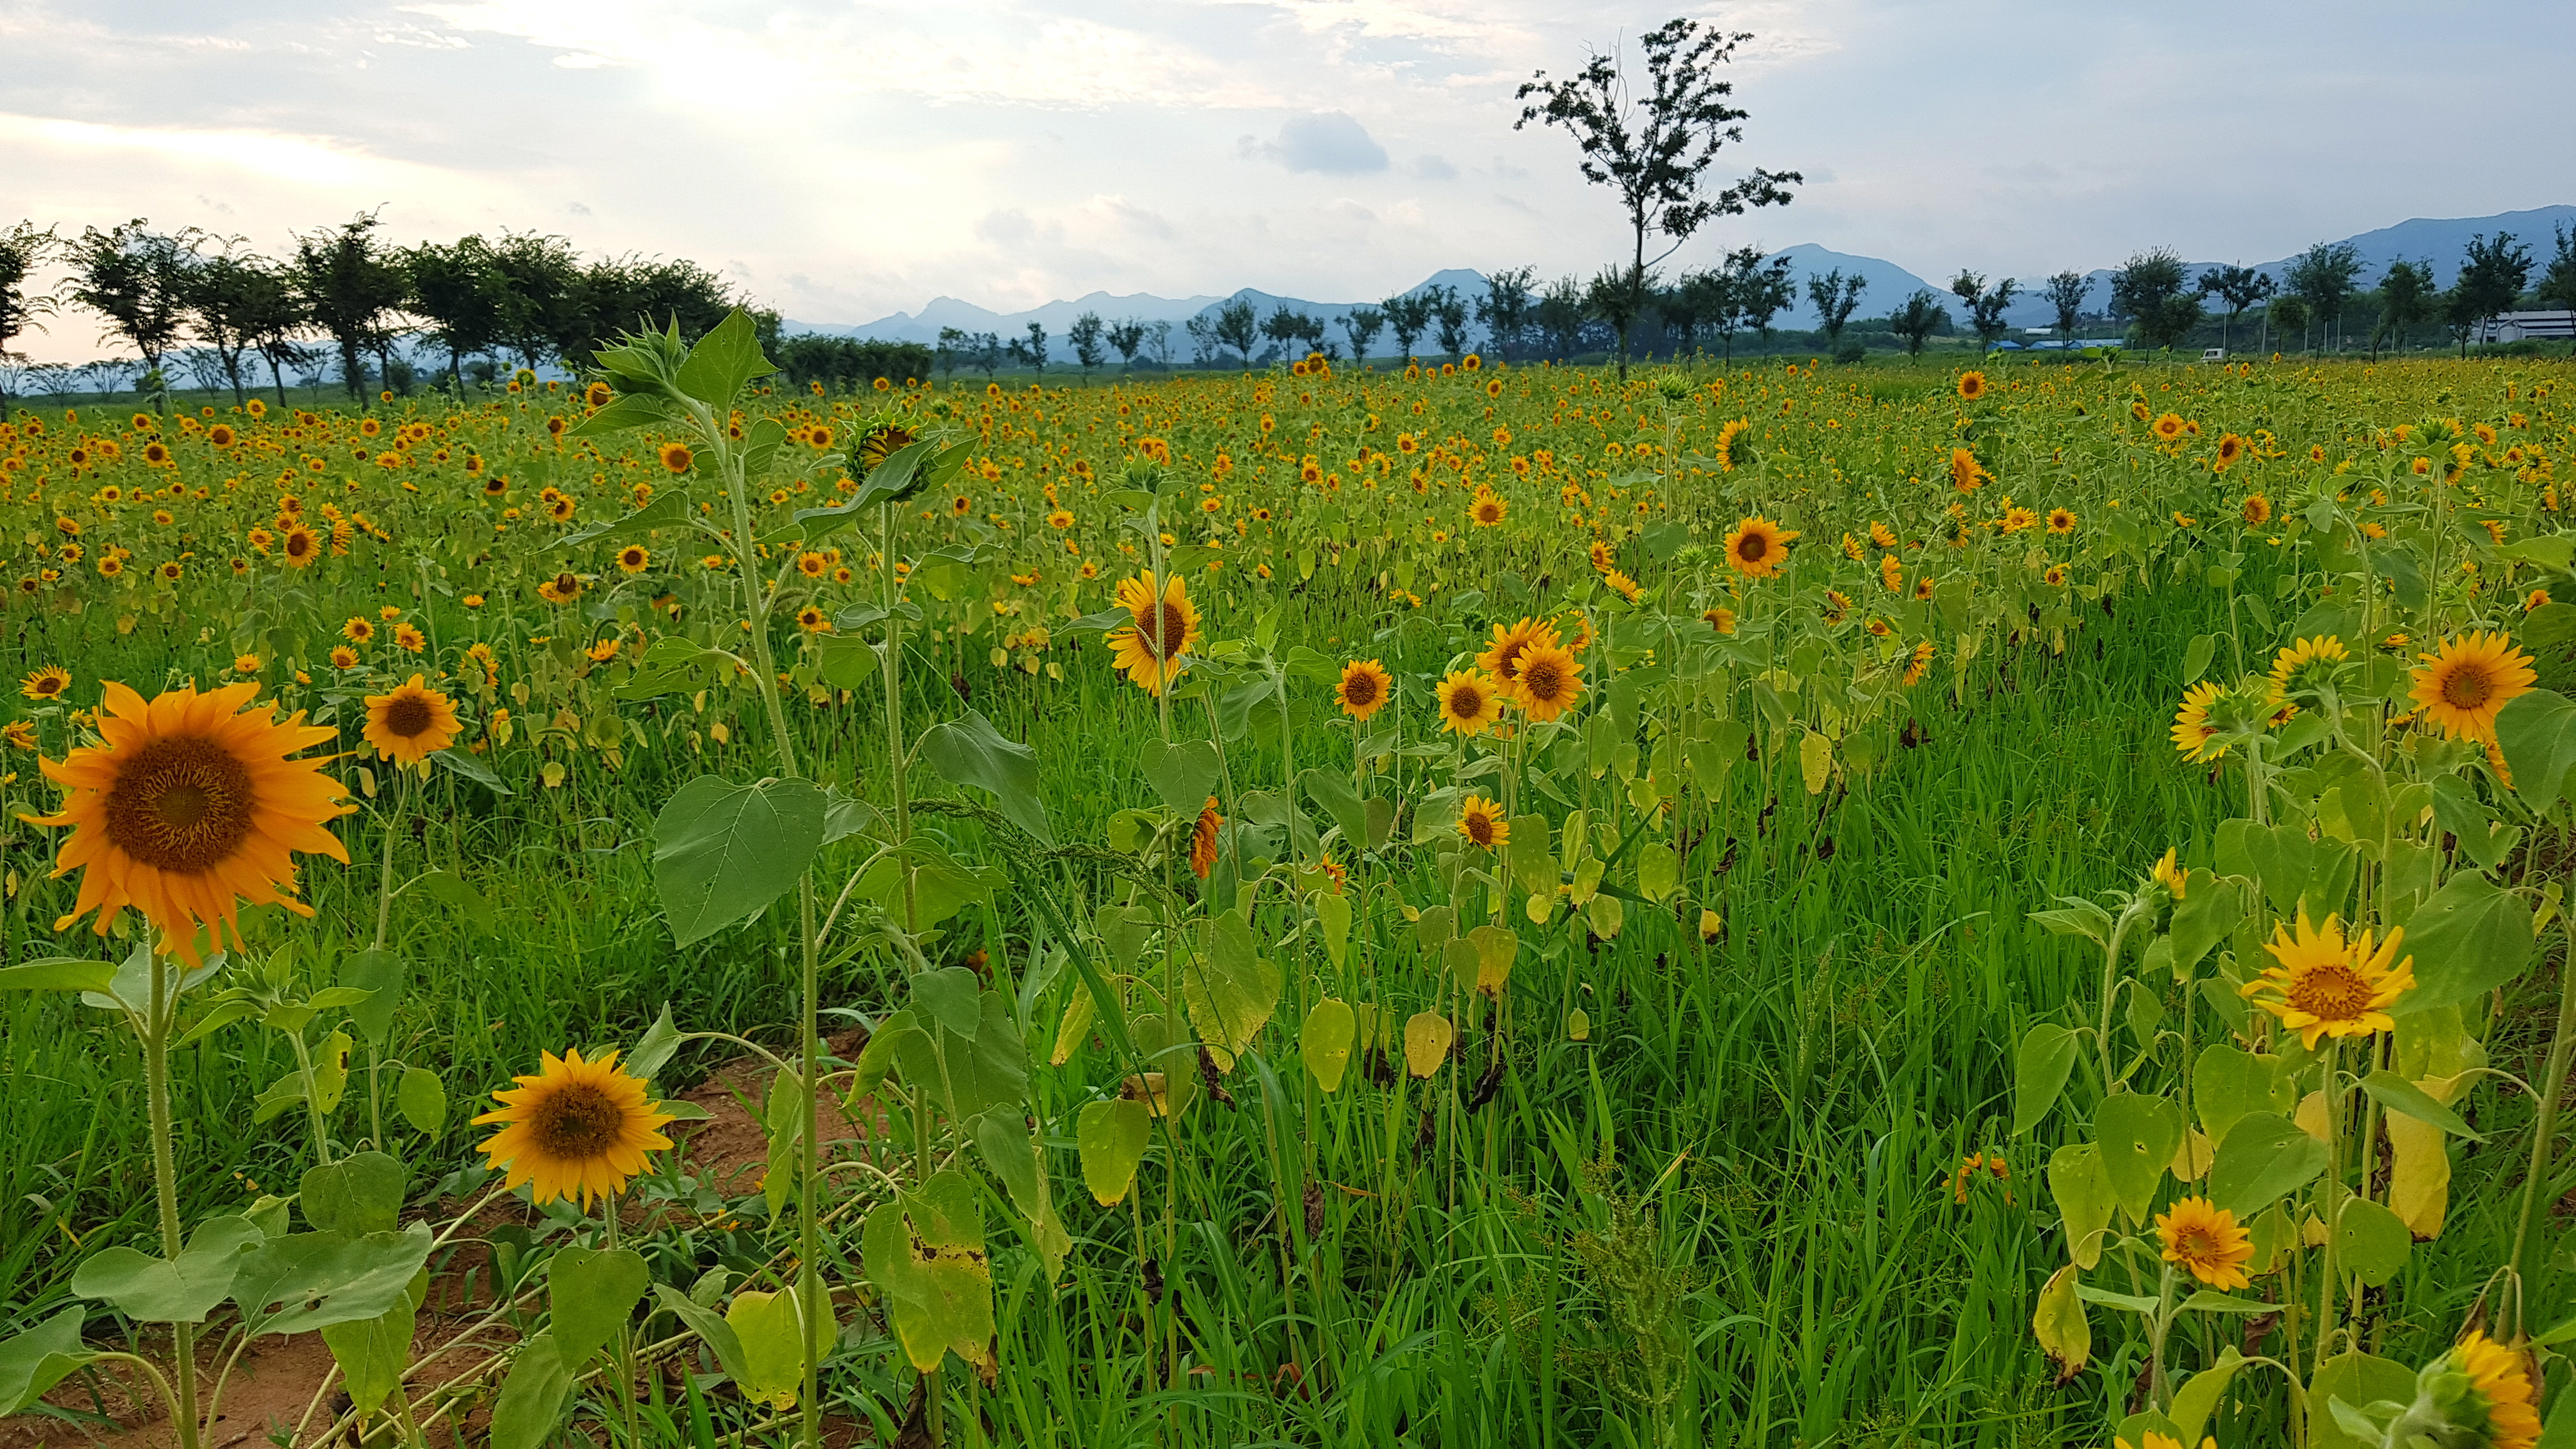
[140,947,204,1449]
[2506,919,2576,1338]
[2313,1038,2342,1375]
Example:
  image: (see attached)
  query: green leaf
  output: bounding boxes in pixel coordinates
[649,1283,749,1384]
[673,309,776,411]
[888,985,1028,1123]
[1138,739,1220,820]
[70,1216,263,1323]
[850,1010,918,1101]
[321,1282,423,1416]
[1300,767,1371,850]
[918,709,1055,845]
[2309,1352,2416,1449]
[1636,841,1680,904]
[2334,1194,2411,1286]
[2047,1144,2116,1269]
[301,1153,407,1236]
[1078,1097,1152,1206]
[231,1225,436,1337]
[2029,903,2112,946]
[2169,871,2249,975]
[2171,1346,2245,1447]
[1301,999,1356,1094]
[2012,1023,2080,1136]
[558,489,693,549]
[2399,869,2533,1013]
[2181,633,2216,684]
[565,392,678,439]
[2095,1092,2184,1222]
[626,1005,684,1085]
[2358,1069,2482,1140]
[763,1066,805,1221]
[0,958,117,994]
[651,774,827,946]
[2195,1043,2294,1144]
[341,948,407,1050]
[430,746,512,795]
[971,1111,1071,1280]
[861,1172,993,1376]
[1314,887,1351,967]
[2177,1291,2280,1314]
[1183,908,1282,1070]
[2074,1282,2161,1315]
[2032,1264,2089,1383]
[613,636,735,702]
[548,1246,649,1368]
[2208,1112,2329,1217]
[489,1332,574,1449]
[724,1287,809,1409]
[0,1307,94,1415]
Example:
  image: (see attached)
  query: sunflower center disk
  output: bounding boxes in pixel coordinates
[2441,666,2492,710]
[103,737,256,873]
[384,695,435,738]
[2288,963,2370,1020]
[532,1084,626,1158]
[1523,660,1565,702]
[1138,601,1187,659]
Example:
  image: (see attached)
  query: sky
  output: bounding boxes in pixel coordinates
[6,0,2572,362]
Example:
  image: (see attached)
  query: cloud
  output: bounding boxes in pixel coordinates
[1243,112,1390,175]
[1413,154,1458,181]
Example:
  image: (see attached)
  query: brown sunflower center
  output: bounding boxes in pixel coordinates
[1135,599,1190,660]
[2172,1225,2220,1261]
[530,1082,626,1160]
[383,693,436,739]
[2287,962,2371,1021]
[103,736,256,873]
[285,532,313,558]
[2441,664,2494,710]
[1447,684,1485,718]
[1341,671,1381,709]
[1464,812,1496,845]
[33,677,62,696]
[1738,533,1770,563]
[1522,657,1567,703]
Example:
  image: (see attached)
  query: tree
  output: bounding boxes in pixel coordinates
[2266,296,2309,355]
[1586,267,1651,367]
[482,231,583,368]
[1147,320,1174,369]
[290,213,409,402]
[1068,312,1105,381]
[1475,268,1536,360]
[1805,268,1866,351]
[1515,15,1800,378]
[2109,248,2202,351]
[184,245,300,407]
[936,326,968,379]
[2194,264,2272,354]
[1382,291,1432,361]
[969,332,1004,378]
[2370,259,2433,357]
[1535,277,1587,360]
[2536,223,2576,318]
[1261,305,1310,364]
[1004,319,1049,374]
[1889,289,1949,357]
[402,235,505,392]
[1739,255,1794,355]
[0,223,56,400]
[1658,277,1703,356]
[1430,286,1472,360]
[2281,241,2361,353]
[1947,270,2018,351]
[571,254,737,367]
[1694,260,1747,362]
[2043,271,2090,345]
[1340,305,1384,363]
[1107,318,1147,371]
[1210,298,1260,367]
[64,219,203,410]
[2447,231,2534,351]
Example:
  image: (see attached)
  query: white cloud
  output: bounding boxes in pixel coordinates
[1242,112,1391,174]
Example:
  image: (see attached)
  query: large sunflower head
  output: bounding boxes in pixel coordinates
[2153,1195,2253,1290]
[1106,569,1200,696]
[1512,643,1584,722]
[34,681,351,962]
[1457,795,1508,850]
[1476,617,1558,689]
[2244,910,2414,1050]
[1712,418,1751,471]
[1949,447,1988,493]
[364,676,461,767]
[1336,659,1392,722]
[472,1047,673,1208]
[2410,632,2536,745]
[856,421,916,472]
[1469,491,1507,527]
[1435,670,1504,737]
[1724,516,1798,578]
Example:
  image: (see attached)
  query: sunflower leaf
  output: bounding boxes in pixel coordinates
[2397,870,2532,1014]
[2209,1111,2329,1217]
[430,746,512,796]
[651,775,827,947]
[918,710,1054,845]
[558,489,692,549]
[0,1307,95,1416]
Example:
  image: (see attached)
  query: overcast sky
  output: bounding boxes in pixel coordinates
[6,0,2571,361]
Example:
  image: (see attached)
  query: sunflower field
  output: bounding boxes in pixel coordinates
[1,319,2572,1449]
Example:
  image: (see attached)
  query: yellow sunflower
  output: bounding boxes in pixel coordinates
[2437,1331,2542,1449]
[20,666,70,701]
[2266,634,2349,706]
[1724,516,1798,578]
[1335,659,1392,722]
[34,681,350,962]
[1956,370,1987,401]
[1512,643,1584,722]
[473,1047,674,1208]
[2046,507,2076,534]
[279,526,321,568]
[617,544,651,574]
[1477,617,1559,693]
[364,676,461,766]
[2409,632,2536,744]
[1469,492,1507,527]
[2243,910,2414,1049]
[2171,680,2228,762]
[1104,570,1200,696]
[1712,418,1751,471]
[2154,1195,2253,1289]
[2152,411,2186,442]
[1190,797,1220,878]
[1434,670,1505,737]
[1949,447,1988,493]
[1457,795,1508,850]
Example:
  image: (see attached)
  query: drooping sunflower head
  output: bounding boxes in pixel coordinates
[365,677,461,767]
[1512,643,1584,722]
[1949,447,1988,493]
[856,422,916,472]
[1456,795,1508,850]
[2266,634,2351,708]
[1435,670,1504,737]
[2410,1331,2543,1449]
[1724,516,1798,578]
[34,681,351,962]
[1712,418,1752,471]
[1106,570,1201,696]
[1190,797,1221,879]
[472,1047,674,1208]
[2244,910,2415,1050]
[2171,679,2230,762]
[2410,632,2536,745]
[2153,1195,2253,1290]
[1703,606,1737,636]
[1336,659,1392,722]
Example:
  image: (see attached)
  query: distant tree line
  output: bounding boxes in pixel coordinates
[0,212,772,408]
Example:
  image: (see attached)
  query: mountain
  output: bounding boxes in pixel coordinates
[786,269,1493,347]
[1760,245,1943,328]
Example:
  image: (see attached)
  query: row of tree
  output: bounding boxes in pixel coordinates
[0,215,765,408]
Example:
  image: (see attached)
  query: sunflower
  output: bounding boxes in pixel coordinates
[2266,634,2349,706]
[1435,670,1505,737]
[2171,680,2228,762]
[1457,795,1508,850]
[1477,618,1560,693]
[1336,659,1392,722]
[1513,643,1583,722]
[2434,1331,2542,1449]
[473,1047,673,1208]
[1189,797,1221,878]
[1880,553,1905,592]
[2046,507,2076,534]
[364,676,461,766]
[1469,492,1507,527]
[1724,516,1798,578]
[1956,371,1986,401]
[617,544,650,574]
[1048,509,1075,530]
[2241,493,2273,526]
[394,624,425,654]
[1703,606,1737,635]
[1712,418,1751,471]
[2214,432,2246,470]
[328,646,360,670]
[2151,412,2187,442]
[1107,570,1200,696]
[537,572,584,605]
[20,666,70,701]
[33,681,349,962]
[1903,641,1936,686]
[1947,447,1989,493]
[2149,848,2187,899]
[2243,910,2414,1049]
[2410,632,2536,744]
[279,526,321,568]
[2153,1195,2253,1289]
[2000,505,2038,534]
[4,721,36,751]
